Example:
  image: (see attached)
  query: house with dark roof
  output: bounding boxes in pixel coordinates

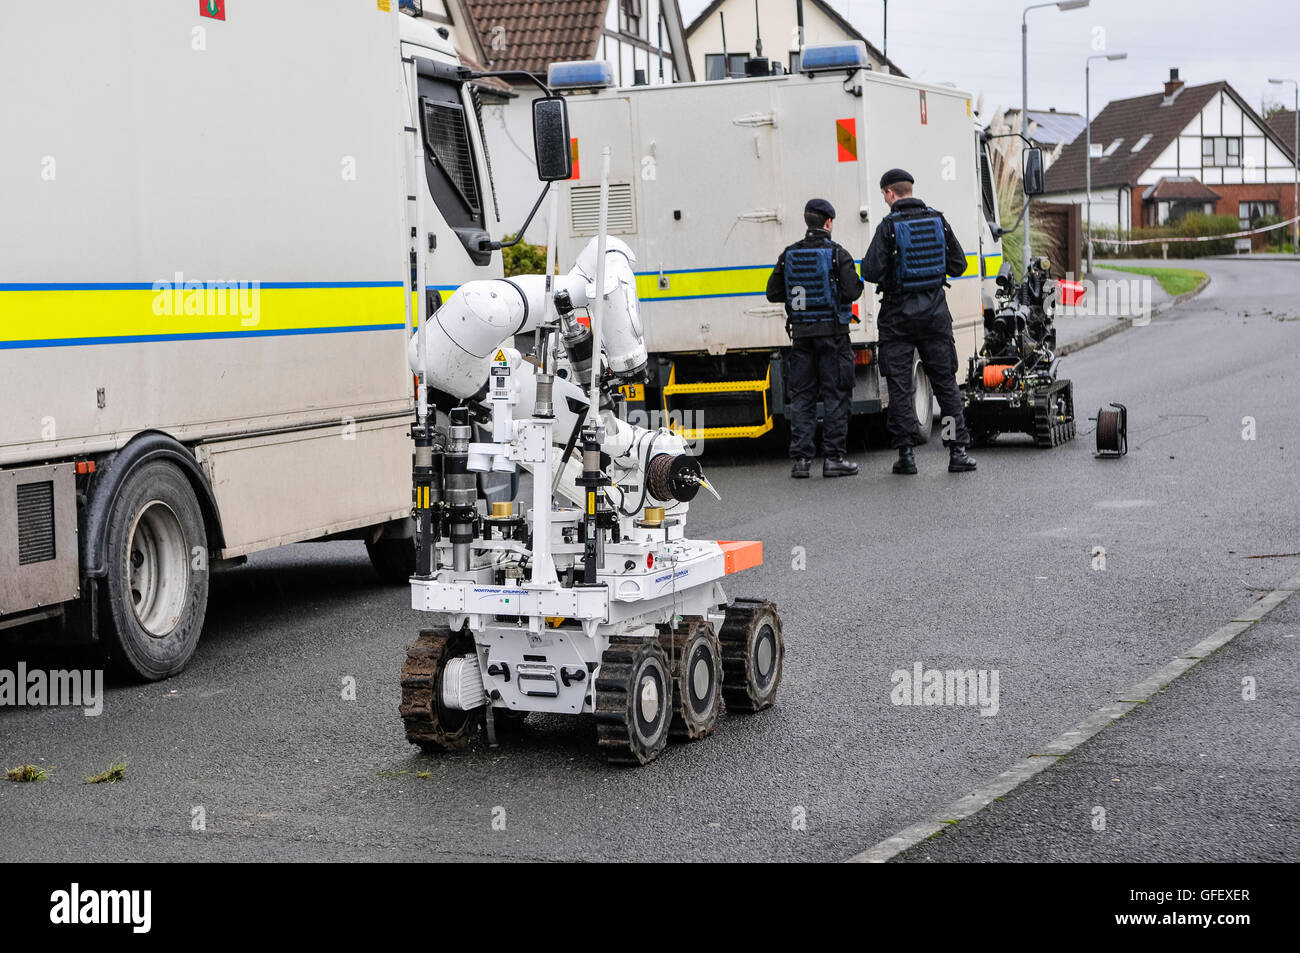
[449,1,694,241]
[1041,69,1299,235]
[686,0,901,79]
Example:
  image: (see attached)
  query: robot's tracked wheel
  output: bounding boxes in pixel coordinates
[719,599,784,712]
[1033,379,1076,448]
[594,636,673,765]
[658,617,722,742]
[399,626,481,753]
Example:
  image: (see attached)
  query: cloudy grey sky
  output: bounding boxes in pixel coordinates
[679,0,1299,121]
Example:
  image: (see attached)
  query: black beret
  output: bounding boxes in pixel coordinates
[804,198,836,220]
[879,168,914,189]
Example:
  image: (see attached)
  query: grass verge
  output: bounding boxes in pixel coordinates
[1103,265,1208,296]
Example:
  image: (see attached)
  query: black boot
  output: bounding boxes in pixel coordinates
[948,446,977,472]
[790,457,811,479]
[823,456,859,477]
[892,447,917,475]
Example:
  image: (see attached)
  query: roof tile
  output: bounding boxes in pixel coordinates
[461,1,607,75]
[1266,109,1297,159]
[1142,176,1221,201]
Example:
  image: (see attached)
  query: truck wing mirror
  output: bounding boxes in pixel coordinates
[1022,147,1045,196]
[532,97,572,182]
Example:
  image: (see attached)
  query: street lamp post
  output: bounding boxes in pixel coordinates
[1268,78,1298,255]
[1086,51,1127,275]
[1022,0,1090,277]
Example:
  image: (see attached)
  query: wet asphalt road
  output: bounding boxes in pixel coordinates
[2,259,1297,862]
[897,592,1299,863]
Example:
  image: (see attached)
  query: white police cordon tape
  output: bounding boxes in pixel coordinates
[1091,214,1300,246]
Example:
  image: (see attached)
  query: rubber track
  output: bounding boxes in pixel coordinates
[718,598,783,712]
[657,617,722,742]
[593,635,670,765]
[1033,379,1076,448]
[399,627,479,752]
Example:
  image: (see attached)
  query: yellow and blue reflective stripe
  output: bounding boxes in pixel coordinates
[0,280,407,350]
[634,255,1003,303]
[635,265,777,302]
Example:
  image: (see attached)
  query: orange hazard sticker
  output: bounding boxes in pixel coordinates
[569,138,581,180]
[836,118,857,162]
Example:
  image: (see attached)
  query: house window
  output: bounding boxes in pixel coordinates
[1152,199,1213,226]
[1202,136,1241,167]
[621,0,641,33]
[1102,138,1124,156]
[705,53,751,80]
[1239,200,1279,228]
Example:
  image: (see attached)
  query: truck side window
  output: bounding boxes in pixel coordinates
[978,141,999,230]
[469,84,501,224]
[419,76,491,265]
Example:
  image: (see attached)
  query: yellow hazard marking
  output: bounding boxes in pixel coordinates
[377,0,391,11]
[546,617,565,628]
[494,348,506,362]
[587,493,596,516]
[619,383,645,402]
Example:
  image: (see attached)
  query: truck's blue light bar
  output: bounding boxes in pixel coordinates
[548,60,615,90]
[799,41,870,74]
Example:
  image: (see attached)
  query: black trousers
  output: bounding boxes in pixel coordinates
[878,313,970,449]
[787,332,854,459]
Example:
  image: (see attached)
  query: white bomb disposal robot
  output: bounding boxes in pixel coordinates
[400,131,782,765]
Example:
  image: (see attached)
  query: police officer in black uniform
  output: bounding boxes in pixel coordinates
[863,169,977,475]
[766,198,864,478]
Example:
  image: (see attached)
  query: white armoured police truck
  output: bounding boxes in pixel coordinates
[550,43,1005,441]
[0,2,532,678]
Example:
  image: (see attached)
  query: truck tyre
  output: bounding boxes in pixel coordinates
[102,460,209,681]
[912,354,934,442]
[366,537,415,585]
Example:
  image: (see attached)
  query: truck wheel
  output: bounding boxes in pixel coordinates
[102,460,209,681]
[366,536,415,585]
[912,354,933,442]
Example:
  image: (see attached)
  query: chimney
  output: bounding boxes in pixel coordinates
[1164,68,1184,98]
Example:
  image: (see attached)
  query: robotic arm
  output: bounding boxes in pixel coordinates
[408,236,646,400]
[406,237,713,572]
